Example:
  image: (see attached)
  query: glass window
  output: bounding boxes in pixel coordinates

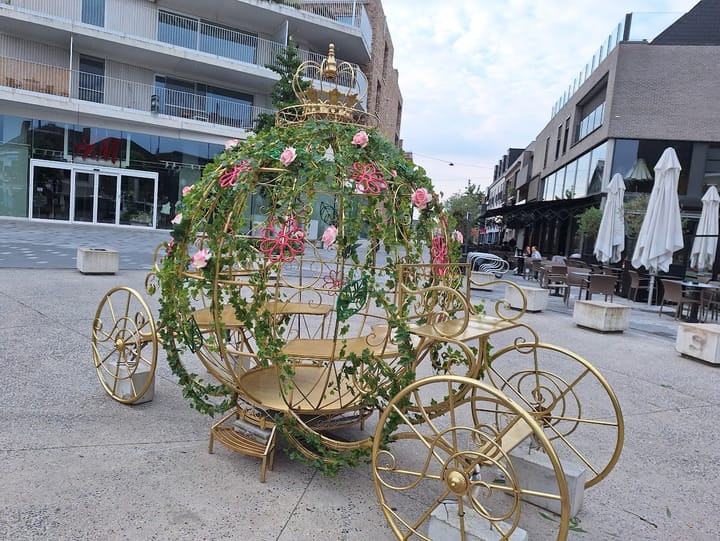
[564,161,577,198]
[543,172,555,201]
[158,11,198,49]
[199,21,257,64]
[588,143,607,194]
[82,0,105,27]
[553,168,566,200]
[78,56,104,103]
[206,86,253,128]
[611,139,640,179]
[575,152,591,197]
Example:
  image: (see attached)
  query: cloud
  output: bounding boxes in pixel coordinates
[382,0,699,196]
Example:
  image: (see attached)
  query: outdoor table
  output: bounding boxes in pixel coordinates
[680,281,720,322]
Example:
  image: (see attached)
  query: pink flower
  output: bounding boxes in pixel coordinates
[218,160,251,188]
[321,225,338,246]
[452,230,464,243]
[411,188,431,209]
[390,169,397,177]
[182,185,193,196]
[430,236,449,275]
[352,130,369,148]
[166,238,175,255]
[171,213,183,225]
[351,162,387,194]
[280,147,297,166]
[258,217,306,263]
[224,139,239,150]
[191,248,211,270]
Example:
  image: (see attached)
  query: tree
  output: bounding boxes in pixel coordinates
[444,183,485,240]
[254,37,310,133]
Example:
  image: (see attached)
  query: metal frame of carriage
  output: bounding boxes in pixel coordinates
[91,256,623,540]
[89,44,623,539]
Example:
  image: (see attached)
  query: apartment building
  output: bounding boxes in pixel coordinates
[0,0,402,229]
[483,0,720,262]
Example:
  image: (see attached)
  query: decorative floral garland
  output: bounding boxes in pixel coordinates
[156,119,465,472]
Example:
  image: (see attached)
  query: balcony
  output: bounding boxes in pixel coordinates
[0,56,276,131]
[0,1,369,102]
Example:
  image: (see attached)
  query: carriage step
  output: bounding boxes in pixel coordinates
[209,409,277,483]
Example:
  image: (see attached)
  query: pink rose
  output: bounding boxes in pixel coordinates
[352,130,369,148]
[411,188,431,209]
[321,225,338,246]
[166,239,175,255]
[390,169,397,177]
[171,213,183,225]
[182,185,193,196]
[191,248,211,270]
[452,230,464,243]
[224,139,239,150]
[280,147,297,166]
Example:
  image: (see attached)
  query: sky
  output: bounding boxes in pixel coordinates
[382,0,700,199]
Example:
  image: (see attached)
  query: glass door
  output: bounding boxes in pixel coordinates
[30,165,71,221]
[73,171,96,222]
[97,174,119,224]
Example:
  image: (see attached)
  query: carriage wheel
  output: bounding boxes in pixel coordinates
[486,342,624,488]
[92,287,157,404]
[373,375,570,541]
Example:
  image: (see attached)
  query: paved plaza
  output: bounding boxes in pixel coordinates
[1,218,718,540]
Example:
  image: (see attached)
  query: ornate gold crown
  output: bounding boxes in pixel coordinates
[276,44,375,127]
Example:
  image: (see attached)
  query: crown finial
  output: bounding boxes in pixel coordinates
[275,43,374,127]
[324,44,337,79]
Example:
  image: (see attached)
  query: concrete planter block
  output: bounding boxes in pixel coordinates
[77,248,119,274]
[508,447,586,516]
[573,300,630,332]
[100,359,154,404]
[429,501,527,541]
[676,322,720,364]
[505,284,549,312]
[470,271,496,291]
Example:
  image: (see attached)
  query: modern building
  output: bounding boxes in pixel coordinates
[0,0,402,230]
[483,0,720,269]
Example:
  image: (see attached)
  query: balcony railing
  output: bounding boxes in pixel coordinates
[0,56,275,131]
[2,0,370,108]
[157,10,368,107]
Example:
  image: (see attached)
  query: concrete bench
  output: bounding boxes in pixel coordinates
[505,284,549,312]
[77,247,119,274]
[469,271,496,291]
[573,300,630,332]
[675,322,720,364]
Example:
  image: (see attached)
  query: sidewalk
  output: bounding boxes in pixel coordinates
[1,219,718,540]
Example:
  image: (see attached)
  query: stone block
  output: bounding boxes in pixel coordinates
[470,271,496,291]
[675,322,720,364]
[76,247,119,274]
[99,359,154,404]
[429,501,527,541]
[573,300,630,332]
[505,284,549,312]
[509,447,586,516]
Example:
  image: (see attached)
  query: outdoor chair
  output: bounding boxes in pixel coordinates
[628,270,651,302]
[563,269,590,305]
[701,281,720,322]
[544,265,568,297]
[586,274,617,302]
[658,279,701,320]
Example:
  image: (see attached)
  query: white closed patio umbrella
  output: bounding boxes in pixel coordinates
[631,147,684,304]
[594,173,626,264]
[690,185,720,272]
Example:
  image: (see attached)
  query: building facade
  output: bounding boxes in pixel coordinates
[0,0,402,230]
[484,0,720,269]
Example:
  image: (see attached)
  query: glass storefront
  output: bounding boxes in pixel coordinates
[0,114,224,228]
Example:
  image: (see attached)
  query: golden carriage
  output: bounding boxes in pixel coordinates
[90,46,623,540]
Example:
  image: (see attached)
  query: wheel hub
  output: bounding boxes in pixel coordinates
[446,469,469,495]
